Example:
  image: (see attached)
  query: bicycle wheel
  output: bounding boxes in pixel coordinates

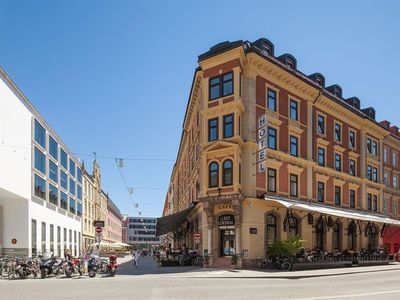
[281,262,291,271]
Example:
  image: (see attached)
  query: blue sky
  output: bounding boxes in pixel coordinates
[1,0,399,217]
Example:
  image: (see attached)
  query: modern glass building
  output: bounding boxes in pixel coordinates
[127,217,160,248]
[0,67,82,257]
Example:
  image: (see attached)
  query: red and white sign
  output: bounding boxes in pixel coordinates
[194,233,201,244]
[95,227,103,234]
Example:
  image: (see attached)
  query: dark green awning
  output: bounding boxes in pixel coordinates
[156,204,196,236]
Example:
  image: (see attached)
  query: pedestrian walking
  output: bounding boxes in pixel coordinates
[133,250,140,268]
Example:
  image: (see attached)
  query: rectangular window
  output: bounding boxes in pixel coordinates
[367,138,372,154]
[349,130,356,149]
[268,127,277,150]
[49,136,58,160]
[34,120,46,148]
[74,231,77,257]
[77,185,82,200]
[31,219,37,256]
[317,182,324,203]
[77,202,82,217]
[50,224,54,253]
[49,184,58,206]
[60,171,68,190]
[335,186,341,205]
[367,165,372,181]
[393,152,398,167]
[69,178,76,196]
[57,226,61,257]
[34,174,46,200]
[69,198,76,214]
[373,195,378,212]
[290,174,298,197]
[384,147,388,163]
[41,222,46,254]
[350,189,356,208]
[289,99,298,120]
[60,191,68,210]
[64,228,67,251]
[208,118,218,141]
[394,176,398,189]
[77,168,82,184]
[267,168,276,192]
[209,77,220,100]
[34,147,46,174]
[69,229,72,251]
[335,153,342,172]
[372,167,378,183]
[317,115,325,135]
[350,159,356,176]
[209,72,233,100]
[334,123,341,142]
[367,193,372,210]
[267,88,277,111]
[60,149,68,169]
[222,72,233,97]
[49,160,58,183]
[223,114,234,138]
[69,159,76,177]
[384,173,389,186]
[290,136,298,157]
[372,141,378,156]
[318,147,325,166]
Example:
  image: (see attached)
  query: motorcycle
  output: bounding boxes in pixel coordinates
[106,255,118,277]
[16,258,39,279]
[39,252,63,279]
[63,257,82,278]
[87,255,101,278]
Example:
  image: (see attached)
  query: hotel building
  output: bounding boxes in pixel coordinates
[0,67,82,257]
[159,38,400,267]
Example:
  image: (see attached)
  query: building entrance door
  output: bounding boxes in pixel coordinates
[220,229,235,256]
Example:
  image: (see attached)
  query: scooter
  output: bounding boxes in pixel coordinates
[63,257,82,278]
[16,258,39,279]
[106,255,118,277]
[40,252,63,279]
[87,255,101,278]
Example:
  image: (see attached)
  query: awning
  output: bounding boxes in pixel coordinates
[156,204,196,237]
[265,195,400,226]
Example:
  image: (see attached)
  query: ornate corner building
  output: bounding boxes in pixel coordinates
[159,38,400,268]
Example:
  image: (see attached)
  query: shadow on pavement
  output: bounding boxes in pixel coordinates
[116,256,213,276]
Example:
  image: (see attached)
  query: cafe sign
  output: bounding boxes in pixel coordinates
[218,214,235,227]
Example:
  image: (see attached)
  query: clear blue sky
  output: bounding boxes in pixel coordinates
[1,0,399,217]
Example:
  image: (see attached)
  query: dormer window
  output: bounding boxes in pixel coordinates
[263,44,272,55]
[316,78,323,86]
[327,85,343,98]
[287,59,295,69]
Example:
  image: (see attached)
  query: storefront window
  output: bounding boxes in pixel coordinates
[332,223,341,251]
[348,222,356,250]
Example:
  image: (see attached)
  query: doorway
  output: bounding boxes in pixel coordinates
[220,229,235,256]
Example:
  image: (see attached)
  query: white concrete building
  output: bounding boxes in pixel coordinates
[127,217,160,248]
[0,67,82,257]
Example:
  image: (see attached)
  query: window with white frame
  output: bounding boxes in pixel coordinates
[393,175,398,189]
[384,147,388,164]
[334,123,341,142]
[393,151,398,168]
[349,130,356,149]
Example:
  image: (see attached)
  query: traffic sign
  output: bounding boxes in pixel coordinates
[194,232,200,244]
[93,220,105,227]
[96,227,103,233]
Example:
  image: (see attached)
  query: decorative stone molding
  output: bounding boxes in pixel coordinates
[333,144,346,153]
[317,137,330,147]
[287,163,303,175]
[333,178,346,186]
[348,151,360,159]
[315,173,329,183]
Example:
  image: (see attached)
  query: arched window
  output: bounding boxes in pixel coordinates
[222,160,233,186]
[265,214,277,248]
[209,162,219,188]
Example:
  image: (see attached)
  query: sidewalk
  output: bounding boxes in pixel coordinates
[161,262,400,279]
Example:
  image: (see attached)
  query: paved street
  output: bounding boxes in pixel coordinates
[1,256,400,300]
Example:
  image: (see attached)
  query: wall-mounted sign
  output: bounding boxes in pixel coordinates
[218,214,235,227]
[257,114,267,173]
[11,238,17,245]
[93,220,105,228]
[249,228,258,234]
[194,233,201,244]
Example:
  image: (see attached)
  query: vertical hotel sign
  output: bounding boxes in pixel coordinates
[257,114,267,173]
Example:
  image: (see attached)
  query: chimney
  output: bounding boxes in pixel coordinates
[380,120,391,129]
[390,126,399,135]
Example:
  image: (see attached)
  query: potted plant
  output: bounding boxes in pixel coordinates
[203,254,209,268]
[231,254,239,267]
